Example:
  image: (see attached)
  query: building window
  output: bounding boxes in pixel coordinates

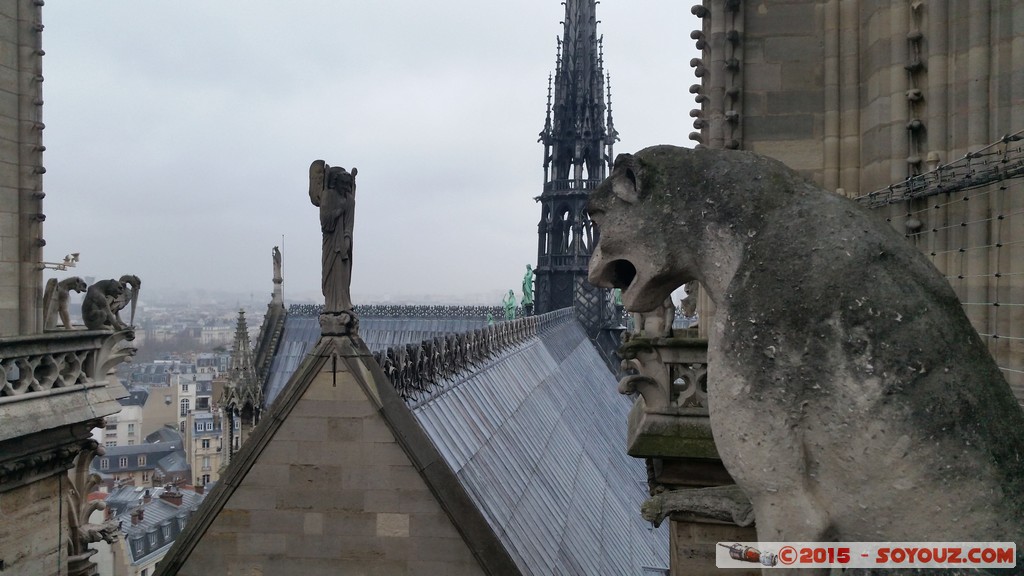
[202,456,210,471]
[148,532,157,546]
[119,457,128,468]
[128,440,134,446]
[205,421,213,431]
[105,423,117,431]
[142,471,149,482]
[181,383,189,393]
[180,398,190,416]
[161,524,170,539]
[201,439,210,449]
[100,458,109,470]
[104,441,116,447]
[179,421,186,433]
[195,422,203,433]
[138,455,146,466]
[127,423,135,435]
[202,474,210,485]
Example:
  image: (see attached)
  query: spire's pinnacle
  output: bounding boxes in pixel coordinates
[606,72,618,141]
[541,73,554,141]
[230,309,252,369]
[224,308,261,412]
[541,0,614,185]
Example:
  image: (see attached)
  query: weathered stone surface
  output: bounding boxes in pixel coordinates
[158,335,513,576]
[80,279,126,331]
[309,160,357,315]
[42,275,86,329]
[588,146,1024,548]
[672,520,759,576]
[642,485,754,528]
[0,475,64,576]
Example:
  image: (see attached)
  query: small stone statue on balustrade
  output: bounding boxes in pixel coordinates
[79,275,140,332]
[81,280,126,331]
[502,290,516,321]
[271,246,284,304]
[521,264,534,316]
[111,275,141,327]
[42,276,87,329]
[310,159,358,335]
[678,281,699,330]
[631,296,674,338]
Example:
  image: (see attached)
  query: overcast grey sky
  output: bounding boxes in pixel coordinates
[41,2,698,306]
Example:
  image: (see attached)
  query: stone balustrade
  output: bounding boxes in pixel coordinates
[374,308,573,404]
[0,329,135,401]
[289,303,518,320]
[617,330,757,573]
[0,329,133,492]
[618,333,719,463]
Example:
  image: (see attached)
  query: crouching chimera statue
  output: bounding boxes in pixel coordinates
[588,146,1024,564]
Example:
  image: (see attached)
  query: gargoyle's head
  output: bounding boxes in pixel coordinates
[100,278,125,297]
[589,145,821,312]
[587,146,705,313]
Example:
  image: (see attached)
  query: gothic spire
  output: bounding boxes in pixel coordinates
[229,309,254,375]
[533,0,619,326]
[539,0,615,185]
[223,309,261,413]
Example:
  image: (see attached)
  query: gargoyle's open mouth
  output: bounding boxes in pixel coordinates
[606,259,637,290]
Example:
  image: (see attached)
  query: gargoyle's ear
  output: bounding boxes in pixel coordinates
[611,153,641,204]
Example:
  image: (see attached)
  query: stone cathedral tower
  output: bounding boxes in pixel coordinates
[687,0,1024,400]
[535,0,618,330]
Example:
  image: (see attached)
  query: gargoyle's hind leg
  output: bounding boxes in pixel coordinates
[753,492,832,576]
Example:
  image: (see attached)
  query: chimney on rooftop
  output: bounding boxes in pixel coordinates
[195,484,204,495]
[143,489,151,504]
[160,487,183,506]
[130,509,142,525]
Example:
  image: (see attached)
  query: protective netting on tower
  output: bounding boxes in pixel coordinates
[855,131,1024,403]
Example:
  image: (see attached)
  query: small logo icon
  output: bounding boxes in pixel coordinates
[718,543,778,567]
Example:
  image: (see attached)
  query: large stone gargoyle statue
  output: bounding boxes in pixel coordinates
[81,279,127,331]
[588,146,1024,556]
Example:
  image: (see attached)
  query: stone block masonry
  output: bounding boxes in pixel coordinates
[158,334,516,576]
[0,474,64,576]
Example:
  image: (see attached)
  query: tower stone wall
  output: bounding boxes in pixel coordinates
[694,1,1024,192]
[0,0,44,336]
[691,0,1024,397]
